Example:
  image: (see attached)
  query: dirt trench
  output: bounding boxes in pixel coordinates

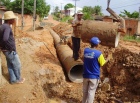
[51,22,140,103]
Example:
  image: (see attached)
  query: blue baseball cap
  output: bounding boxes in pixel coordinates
[90,37,101,45]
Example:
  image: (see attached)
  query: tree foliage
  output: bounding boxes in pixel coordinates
[119,9,139,19]
[82,5,102,20]
[82,6,94,20]
[2,0,50,18]
[0,0,10,6]
[54,6,59,13]
[83,6,94,14]
[53,6,60,18]
[93,5,102,15]
[64,3,74,10]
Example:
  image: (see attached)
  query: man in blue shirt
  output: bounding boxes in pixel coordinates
[82,37,110,103]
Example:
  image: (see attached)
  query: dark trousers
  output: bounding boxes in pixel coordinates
[72,36,80,60]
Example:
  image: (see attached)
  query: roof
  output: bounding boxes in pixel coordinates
[67,7,82,11]
[94,15,103,21]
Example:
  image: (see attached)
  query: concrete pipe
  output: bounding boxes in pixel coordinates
[80,20,121,48]
[50,29,83,83]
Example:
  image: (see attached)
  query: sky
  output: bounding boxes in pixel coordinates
[45,0,140,15]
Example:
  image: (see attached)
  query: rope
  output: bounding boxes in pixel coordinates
[43,42,56,58]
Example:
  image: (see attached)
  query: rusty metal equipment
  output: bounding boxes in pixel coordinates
[50,29,83,83]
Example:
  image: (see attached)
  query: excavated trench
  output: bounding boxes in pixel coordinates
[40,22,140,103]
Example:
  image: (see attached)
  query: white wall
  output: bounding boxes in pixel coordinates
[68,7,82,16]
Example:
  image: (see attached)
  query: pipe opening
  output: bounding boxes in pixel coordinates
[68,65,83,83]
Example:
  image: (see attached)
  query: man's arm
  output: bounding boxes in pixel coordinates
[72,20,82,27]
[98,53,112,66]
[3,27,11,42]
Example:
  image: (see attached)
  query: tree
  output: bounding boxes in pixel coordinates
[93,5,102,15]
[119,10,139,19]
[0,0,10,6]
[82,5,103,20]
[64,3,74,10]
[53,6,60,19]
[83,6,94,14]
[82,6,94,20]
[0,0,11,9]
[54,6,59,13]
[3,0,50,18]
[36,0,50,18]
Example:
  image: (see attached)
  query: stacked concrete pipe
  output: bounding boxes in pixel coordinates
[80,20,121,48]
[50,29,83,83]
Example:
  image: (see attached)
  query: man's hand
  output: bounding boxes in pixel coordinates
[106,53,113,62]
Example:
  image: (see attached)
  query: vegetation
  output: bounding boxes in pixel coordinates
[53,6,60,21]
[64,3,74,10]
[82,5,103,20]
[93,5,102,15]
[0,0,11,7]
[119,10,139,19]
[1,0,50,18]
[123,35,140,42]
[61,16,73,23]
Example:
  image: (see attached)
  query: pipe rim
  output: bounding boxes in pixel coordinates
[68,63,83,83]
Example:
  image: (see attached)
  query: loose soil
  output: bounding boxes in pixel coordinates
[0,15,140,103]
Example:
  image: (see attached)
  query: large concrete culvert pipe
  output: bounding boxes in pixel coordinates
[50,29,83,83]
[80,20,121,48]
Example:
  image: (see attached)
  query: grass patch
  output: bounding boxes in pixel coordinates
[61,16,73,23]
[123,35,140,42]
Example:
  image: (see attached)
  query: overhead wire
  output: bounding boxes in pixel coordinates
[112,3,140,9]
[102,1,140,12]
[110,0,137,7]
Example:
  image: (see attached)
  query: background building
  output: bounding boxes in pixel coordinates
[65,7,82,16]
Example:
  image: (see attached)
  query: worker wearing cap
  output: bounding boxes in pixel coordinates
[82,37,110,103]
[72,11,84,60]
[0,11,25,84]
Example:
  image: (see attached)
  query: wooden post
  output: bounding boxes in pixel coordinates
[21,0,24,30]
[33,0,36,31]
[137,7,140,35]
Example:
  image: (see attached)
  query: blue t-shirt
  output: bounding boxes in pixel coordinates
[83,48,106,79]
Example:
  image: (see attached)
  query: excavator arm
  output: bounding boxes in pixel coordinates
[106,0,126,33]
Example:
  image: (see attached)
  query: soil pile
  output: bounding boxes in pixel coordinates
[52,22,140,102]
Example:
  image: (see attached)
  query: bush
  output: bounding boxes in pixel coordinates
[123,35,140,42]
[61,16,73,23]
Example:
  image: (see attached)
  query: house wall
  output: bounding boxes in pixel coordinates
[102,17,138,35]
[0,10,39,27]
[66,7,82,16]
[125,18,138,35]
[16,14,39,27]
[103,17,113,22]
